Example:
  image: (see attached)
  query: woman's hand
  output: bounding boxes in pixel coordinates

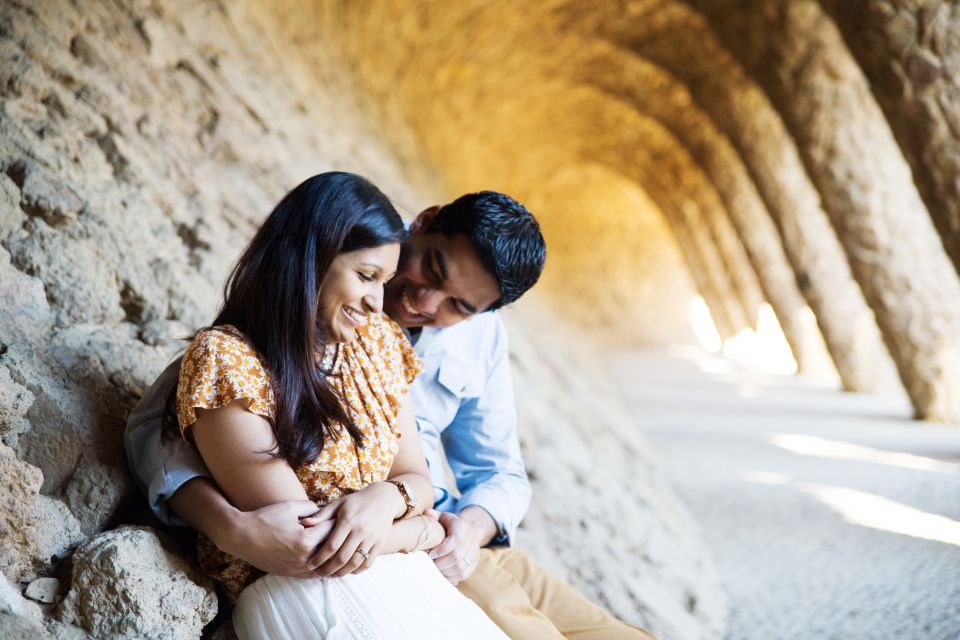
[307,481,404,577]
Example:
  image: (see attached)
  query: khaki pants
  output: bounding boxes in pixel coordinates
[457,548,656,640]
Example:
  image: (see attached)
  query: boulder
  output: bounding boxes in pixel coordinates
[0,443,84,583]
[57,526,217,639]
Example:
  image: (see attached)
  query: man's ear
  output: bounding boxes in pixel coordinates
[410,205,441,234]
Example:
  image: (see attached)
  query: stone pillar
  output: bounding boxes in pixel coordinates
[659,205,738,339]
[691,0,960,421]
[821,1,960,276]
[608,7,897,390]
[583,46,833,373]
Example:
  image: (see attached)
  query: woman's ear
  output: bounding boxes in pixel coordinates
[409,205,441,234]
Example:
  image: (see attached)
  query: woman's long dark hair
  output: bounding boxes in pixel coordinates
[162,172,406,468]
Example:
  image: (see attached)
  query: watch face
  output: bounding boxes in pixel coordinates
[401,480,416,504]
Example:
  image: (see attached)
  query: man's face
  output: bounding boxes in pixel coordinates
[384,209,501,329]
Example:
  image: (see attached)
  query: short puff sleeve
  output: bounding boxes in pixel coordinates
[175,327,275,438]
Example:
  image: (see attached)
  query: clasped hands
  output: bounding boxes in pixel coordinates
[302,480,417,578]
[226,484,482,584]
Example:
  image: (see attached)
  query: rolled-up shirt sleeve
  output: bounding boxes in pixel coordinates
[441,319,531,546]
[124,359,211,527]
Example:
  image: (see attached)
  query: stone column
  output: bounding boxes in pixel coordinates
[691,0,960,421]
[821,1,960,276]
[582,45,833,373]
[603,5,898,390]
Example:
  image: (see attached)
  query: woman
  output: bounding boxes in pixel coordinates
[164,173,508,639]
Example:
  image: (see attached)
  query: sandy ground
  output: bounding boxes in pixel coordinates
[607,348,960,640]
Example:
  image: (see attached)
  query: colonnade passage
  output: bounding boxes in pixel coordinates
[298,0,960,424]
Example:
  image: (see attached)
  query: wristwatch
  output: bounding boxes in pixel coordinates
[387,479,417,520]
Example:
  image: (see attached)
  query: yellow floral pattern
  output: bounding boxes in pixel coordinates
[176,313,423,601]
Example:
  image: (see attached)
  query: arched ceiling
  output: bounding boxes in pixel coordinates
[248,0,953,377]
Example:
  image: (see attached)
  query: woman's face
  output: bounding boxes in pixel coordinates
[318,243,401,343]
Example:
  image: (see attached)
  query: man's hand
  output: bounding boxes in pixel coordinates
[428,511,484,585]
[219,500,334,578]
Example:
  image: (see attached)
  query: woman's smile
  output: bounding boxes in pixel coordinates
[319,243,400,343]
[342,305,365,327]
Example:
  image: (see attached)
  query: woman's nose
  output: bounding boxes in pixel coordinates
[363,286,384,314]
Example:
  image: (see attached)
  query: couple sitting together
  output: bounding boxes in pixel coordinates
[125,172,655,639]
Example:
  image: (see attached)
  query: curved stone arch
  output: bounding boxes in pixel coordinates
[410,22,827,370]
[592,3,899,392]
[554,38,833,374]
[439,77,761,339]
[683,0,960,420]
[533,85,767,338]
[314,6,766,341]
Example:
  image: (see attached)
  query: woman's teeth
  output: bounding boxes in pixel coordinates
[343,307,363,323]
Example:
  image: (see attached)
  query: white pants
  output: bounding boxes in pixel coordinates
[232,551,509,640]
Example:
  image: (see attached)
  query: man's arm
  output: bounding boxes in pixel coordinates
[443,315,531,545]
[429,315,531,583]
[124,361,325,577]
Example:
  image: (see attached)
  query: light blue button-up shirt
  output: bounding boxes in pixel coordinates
[408,312,530,545]
[124,311,530,546]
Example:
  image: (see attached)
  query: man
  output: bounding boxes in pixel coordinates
[126,190,653,639]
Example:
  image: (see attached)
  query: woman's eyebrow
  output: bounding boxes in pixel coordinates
[359,262,384,272]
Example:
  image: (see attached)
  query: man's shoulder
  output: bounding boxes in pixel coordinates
[126,357,182,433]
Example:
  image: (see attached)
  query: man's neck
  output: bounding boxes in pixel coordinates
[402,326,423,345]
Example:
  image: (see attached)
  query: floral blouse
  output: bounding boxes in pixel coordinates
[176,313,423,601]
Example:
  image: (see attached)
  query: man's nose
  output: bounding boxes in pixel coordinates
[414,287,444,316]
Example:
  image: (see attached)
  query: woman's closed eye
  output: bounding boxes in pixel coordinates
[357,271,375,282]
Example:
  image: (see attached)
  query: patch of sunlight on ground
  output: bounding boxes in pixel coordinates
[739,469,960,547]
[771,434,959,474]
[804,484,960,547]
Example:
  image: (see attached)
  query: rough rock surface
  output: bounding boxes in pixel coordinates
[0,443,84,584]
[57,526,217,639]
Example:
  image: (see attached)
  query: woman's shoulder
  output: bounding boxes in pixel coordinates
[177,324,274,432]
[181,325,270,384]
[186,324,259,359]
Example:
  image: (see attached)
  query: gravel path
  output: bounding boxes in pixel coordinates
[607,348,960,640]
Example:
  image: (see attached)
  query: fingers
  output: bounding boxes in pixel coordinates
[288,500,326,519]
[307,517,352,570]
[432,548,477,585]
[428,533,458,560]
[352,543,380,575]
[317,530,364,577]
[315,500,342,522]
[300,512,334,528]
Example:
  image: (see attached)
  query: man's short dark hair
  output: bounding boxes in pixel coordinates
[426,191,546,310]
